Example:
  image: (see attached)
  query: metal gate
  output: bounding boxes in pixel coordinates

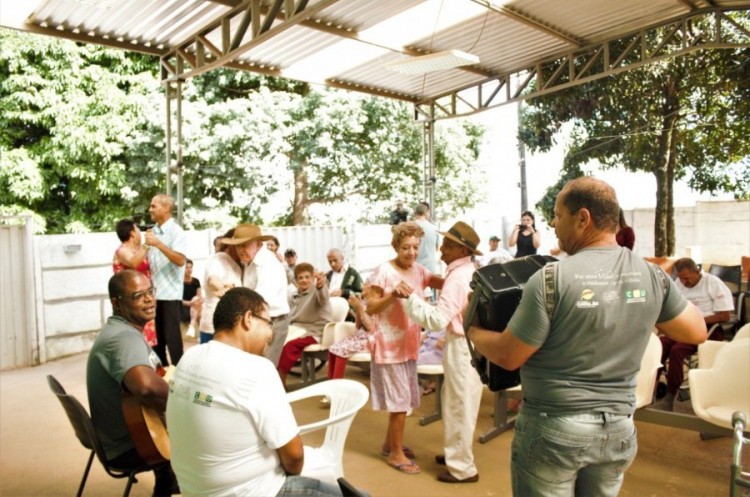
[0,217,38,369]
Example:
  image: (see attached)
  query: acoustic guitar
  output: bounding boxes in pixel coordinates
[121,367,173,465]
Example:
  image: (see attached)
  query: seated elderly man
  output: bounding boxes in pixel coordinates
[655,257,734,411]
[166,287,343,497]
[325,248,363,299]
[278,263,333,388]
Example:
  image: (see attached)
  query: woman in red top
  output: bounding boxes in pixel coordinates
[113,219,156,345]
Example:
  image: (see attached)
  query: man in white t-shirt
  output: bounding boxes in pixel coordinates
[167,287,342,497]
[478,235,512,266]
[656,257,734,410]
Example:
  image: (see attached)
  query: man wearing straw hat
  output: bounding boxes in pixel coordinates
[221,224,291,366]
[395,221,483,484]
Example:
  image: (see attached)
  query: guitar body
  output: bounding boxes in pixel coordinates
[122,393,171,465]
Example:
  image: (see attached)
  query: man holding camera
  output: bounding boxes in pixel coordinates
[468,177,706,497]
[145,194,187,366]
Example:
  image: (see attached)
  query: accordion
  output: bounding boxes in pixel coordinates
[464,255,557,391]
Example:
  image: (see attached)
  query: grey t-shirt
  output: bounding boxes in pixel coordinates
[86,315,162,460]
[508,246,687,415]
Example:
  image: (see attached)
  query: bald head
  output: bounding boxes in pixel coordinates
[149,194,174,224]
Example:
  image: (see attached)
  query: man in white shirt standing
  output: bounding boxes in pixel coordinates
[145,194,187,366]
[221,224,291,366]
[656,257,733,410]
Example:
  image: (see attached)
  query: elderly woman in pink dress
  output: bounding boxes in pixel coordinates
[366,221,443,475]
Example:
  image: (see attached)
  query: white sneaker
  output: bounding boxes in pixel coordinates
[186,326,196,338]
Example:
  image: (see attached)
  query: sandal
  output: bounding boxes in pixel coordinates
[381,446,416,459]
[387,460,421,475]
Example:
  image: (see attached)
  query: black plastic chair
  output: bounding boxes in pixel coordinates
[46,375,152,497]
[709,264,742,295]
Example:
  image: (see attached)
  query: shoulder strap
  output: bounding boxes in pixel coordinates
[542,262,558,319]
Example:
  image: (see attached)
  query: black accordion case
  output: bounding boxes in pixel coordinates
[464,254,557,391]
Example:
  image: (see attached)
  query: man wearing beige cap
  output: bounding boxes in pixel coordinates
[395,221,483,483]
[221,224,291,366]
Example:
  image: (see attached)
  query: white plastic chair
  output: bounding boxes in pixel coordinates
[689,339,750,429]
[698,324,750,369]
[329,297,350,322]
[286,379,369,486]
[298,298,351,385]
[635,332,663,408]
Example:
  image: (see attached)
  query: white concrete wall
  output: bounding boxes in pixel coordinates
[32,226,344,363]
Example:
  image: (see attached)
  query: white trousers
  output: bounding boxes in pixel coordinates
[442,332,483,479]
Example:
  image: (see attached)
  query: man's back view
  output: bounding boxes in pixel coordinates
[469,177,706,497]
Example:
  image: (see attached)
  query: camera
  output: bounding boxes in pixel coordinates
[341,290,361,299]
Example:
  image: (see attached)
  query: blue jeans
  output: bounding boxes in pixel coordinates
[511,411,638,497]
[199,332,213,344]
[275,476,343,497]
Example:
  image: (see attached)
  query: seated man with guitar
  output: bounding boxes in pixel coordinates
[87,270,178,497]
[166,287,344,497]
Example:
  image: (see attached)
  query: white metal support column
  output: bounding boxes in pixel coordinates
[164,81,185,224]
[422,119,436,213]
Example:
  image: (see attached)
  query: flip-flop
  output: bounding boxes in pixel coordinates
[387,460,421,475]
[381,446,416,459]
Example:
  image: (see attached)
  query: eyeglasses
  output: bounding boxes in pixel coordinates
[120,286,156,302]
[254,314,274,328]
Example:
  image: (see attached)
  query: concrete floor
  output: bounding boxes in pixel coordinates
[0,349,740,497]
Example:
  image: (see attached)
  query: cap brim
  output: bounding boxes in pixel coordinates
[438,231,483,256]
[221,234,273,245]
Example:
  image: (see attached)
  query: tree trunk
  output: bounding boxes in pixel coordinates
[292,163,310,226]
[653,77,680,257]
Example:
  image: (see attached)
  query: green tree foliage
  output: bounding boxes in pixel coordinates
[2,29,483,232]
[520,20,750,255]
[0,28,158,233]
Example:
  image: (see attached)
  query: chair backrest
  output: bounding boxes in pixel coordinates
[713,337,750,369]
[329,297,349,323]
[287,379,369,478]
[736,323,750,340]
[708,264,742,294]
[320,321,357,349]
[46,375,106,464]
[635,333,662,409]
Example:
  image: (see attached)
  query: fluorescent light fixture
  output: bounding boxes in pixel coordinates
[386,50,480,75]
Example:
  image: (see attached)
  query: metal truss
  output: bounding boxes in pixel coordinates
[159,0,340,82]
[415,7,750,122]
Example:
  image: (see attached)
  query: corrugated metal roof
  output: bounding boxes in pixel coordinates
[2,0,750,108]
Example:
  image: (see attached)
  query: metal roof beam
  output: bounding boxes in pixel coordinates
[416,7,750,121]
[161,0,340,82]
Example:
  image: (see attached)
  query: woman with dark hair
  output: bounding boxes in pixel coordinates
[508,210,541,257]
[616,208,635,250]
[366,221,443,475]
[112,219,156,346]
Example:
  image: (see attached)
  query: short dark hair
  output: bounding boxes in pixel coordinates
[213,287,267,333]
[185,258,193,266]
[284,248,296,257]
[559,177,620,232]
[269,236,280,247]
[414,203,429,216]
[294,262,314,278]
[674,257,699,273]
[115,219,136,242]
[108,269,137,300]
